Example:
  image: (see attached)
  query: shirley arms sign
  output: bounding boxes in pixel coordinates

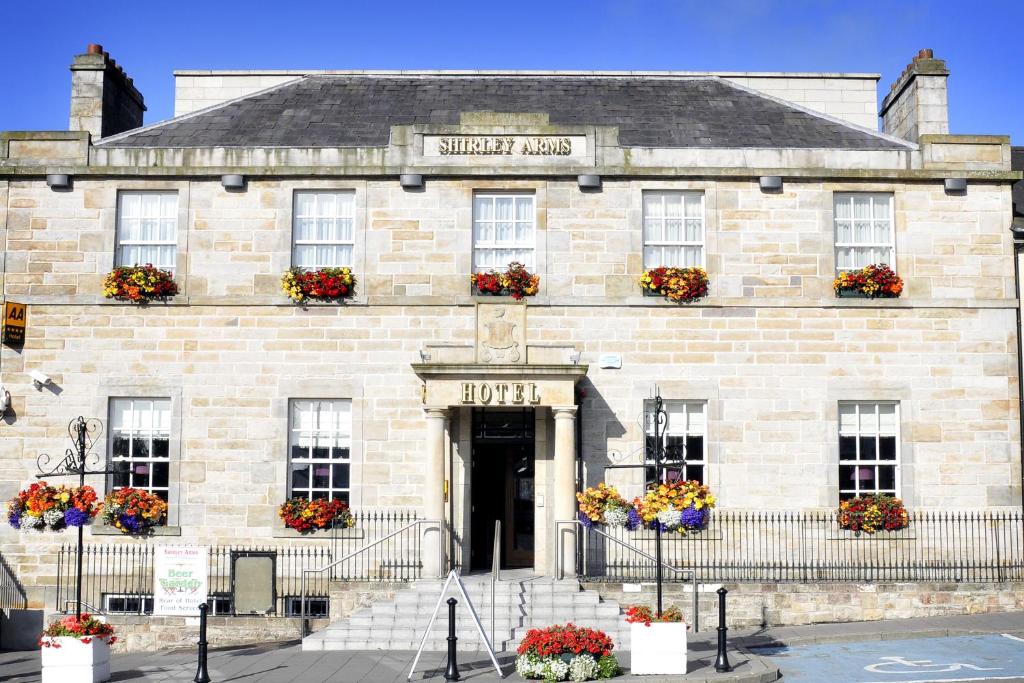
[424,135,586,157]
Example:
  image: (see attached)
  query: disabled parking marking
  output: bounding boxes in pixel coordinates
[751,633,1024,683]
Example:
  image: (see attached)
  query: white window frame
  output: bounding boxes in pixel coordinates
[288,399,352,502]
[115,191,178,272]
[838,401,901,500]
[642,191,706,269]
[644,400,707,484]
[108,397,172,506]
[834,193,895,273]
[291,190,356,269]
[472,193,536,271]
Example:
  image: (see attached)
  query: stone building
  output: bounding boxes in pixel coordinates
[0,46,1022,645]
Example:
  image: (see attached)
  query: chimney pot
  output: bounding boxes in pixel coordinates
[86,43,103,55]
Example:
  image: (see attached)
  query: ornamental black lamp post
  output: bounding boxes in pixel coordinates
[35,416,114,620]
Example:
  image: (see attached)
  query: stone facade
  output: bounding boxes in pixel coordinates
[1,49,1022,630]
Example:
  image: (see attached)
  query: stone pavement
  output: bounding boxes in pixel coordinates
[2,611,1023,682]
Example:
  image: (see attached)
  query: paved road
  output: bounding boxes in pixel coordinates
[752,633,1024,683]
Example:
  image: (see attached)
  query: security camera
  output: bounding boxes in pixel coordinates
[0,385,9,414]
[28,370,52,389]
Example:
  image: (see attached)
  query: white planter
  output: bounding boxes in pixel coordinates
[629,622,687,675]
[41,636,111,683]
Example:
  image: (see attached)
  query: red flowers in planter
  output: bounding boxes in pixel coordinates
[516,623,614,658]
[471,262,539,300]
[103,264,178,303]
[837,493,909,534]
[833,264,903,298]
[639,267,709,303]
[40,613,116,646]
[624,605,686,627]
[278,497,355,533]
[281,267,356,303]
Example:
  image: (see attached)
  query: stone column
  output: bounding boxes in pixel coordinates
[423,407,449,577]
[552,406,578,577]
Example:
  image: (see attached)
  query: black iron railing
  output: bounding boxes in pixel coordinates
[580,510,1024,583]
[55,510,422,615]
[0,551,28,610]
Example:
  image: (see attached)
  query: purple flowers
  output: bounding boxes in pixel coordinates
[8,511,21,529]
[626,508,642,531]
[679,505,708,530]
[63,508,90,527]
[577,511,594,529]
[118,514,142,532]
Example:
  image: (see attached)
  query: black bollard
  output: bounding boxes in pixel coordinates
[444,597,460,681]
[194,603,212,683]
[714,587,732,673]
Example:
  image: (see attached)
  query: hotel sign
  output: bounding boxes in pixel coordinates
[424,135,586,158]
[2,301,26,346]
[460,382,541,405]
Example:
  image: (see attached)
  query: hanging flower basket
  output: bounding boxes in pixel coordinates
[281,267,356,303]
[632,480,716,534]
[837,493,909,534]
[515,624,620,680]
[103,264,178,303]
[101,488,168,535]
[278,497,355,533]
[40,613,116,683]
[7,482,100,532]
[576,484,641,530]
[471,261,539,300]
[833,264,903,298]
[639,267,709,303]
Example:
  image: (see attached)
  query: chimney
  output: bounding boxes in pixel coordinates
[69,44,146,140]
[879,48,950,142]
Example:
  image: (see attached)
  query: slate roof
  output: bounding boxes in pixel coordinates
[98,75,909,150]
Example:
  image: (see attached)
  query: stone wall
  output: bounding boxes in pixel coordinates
[587,581,1024,630]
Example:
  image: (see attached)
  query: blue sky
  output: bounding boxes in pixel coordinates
[1,0,1021,141]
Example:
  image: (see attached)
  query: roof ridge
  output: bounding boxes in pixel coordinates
[95,75,308,146]
[713,77,916,150]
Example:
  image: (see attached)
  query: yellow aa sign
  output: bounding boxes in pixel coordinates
[3,301,26,345]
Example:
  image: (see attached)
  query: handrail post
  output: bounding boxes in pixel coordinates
[492,519,500,650]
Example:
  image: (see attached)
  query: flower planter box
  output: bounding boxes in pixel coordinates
[41,637,111,683]
[629,622,687,675]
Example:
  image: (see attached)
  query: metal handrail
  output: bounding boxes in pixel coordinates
[63,599,104,615]
[491,518,501,647]
[300,518,444,633]
[555,519,700,632]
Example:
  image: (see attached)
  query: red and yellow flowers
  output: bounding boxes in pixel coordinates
[278,497,355,533]
[471,261,539,300]
[102,488,168,535]
[7,482,100,531]
[103,264,178,303]
[281,267,356,303]
[838,493,909,534]
[833,263,903,298]
[624,604,685,627]
[40,614,116,646]
[639,267,709,303]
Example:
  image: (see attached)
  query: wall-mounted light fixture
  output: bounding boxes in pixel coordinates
[221,174,246,191]
[568,350,582,365]
[0,385,10,415]
[944,178,967,195]
[577,175,602,191]
[46,174,72,191]
[400,173,424,190]
[418,349,432,363]
[759,176,783,193]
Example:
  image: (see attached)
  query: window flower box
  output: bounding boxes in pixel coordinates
[471,261,538,300]
[281,267,356,303]
[833,264,903,298]
[40,614,116,683]
[639,267,708,303]
[837,493,909,535]
[103,264,178,303]
[278,497,355,533]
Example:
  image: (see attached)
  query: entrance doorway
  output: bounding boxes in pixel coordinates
[470,408,535,570]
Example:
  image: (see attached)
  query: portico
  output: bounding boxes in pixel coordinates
[413,303,587,576]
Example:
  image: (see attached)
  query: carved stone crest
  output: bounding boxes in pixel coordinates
[476,303,526,364]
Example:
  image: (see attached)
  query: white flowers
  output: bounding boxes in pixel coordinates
[43,509,64,528]
[603,507,629,528]
[656,508,682,530]
[568,654,599,682]
[541,657,570,681]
